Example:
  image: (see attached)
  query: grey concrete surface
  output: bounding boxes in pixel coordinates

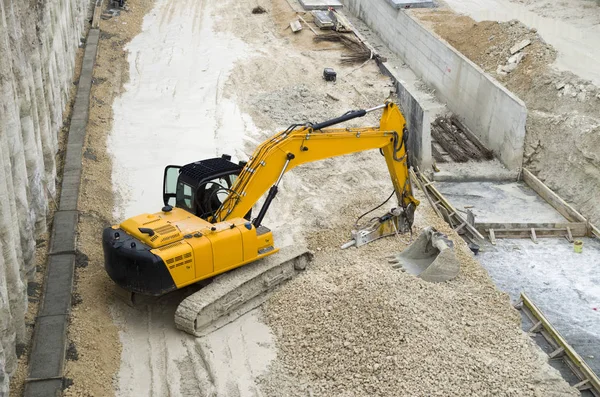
[23,379,63,397]
[38,255,75,317]
[342,0,527,170]
[49,211,78,255]
[435,181,568,223]
[58,169,82,211]
[432,160,519,182]
[387,0,435,8]
[25,27,99,397]
[27,315,68,380]
[479,237,600,375]
[379,61,444,171]
[299,0,343,9]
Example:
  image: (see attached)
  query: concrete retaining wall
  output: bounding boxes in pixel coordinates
[0,0,91,393]
[343,0,527,170]
[378,62,439,171]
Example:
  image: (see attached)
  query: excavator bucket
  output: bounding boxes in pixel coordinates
[389,227,460,282]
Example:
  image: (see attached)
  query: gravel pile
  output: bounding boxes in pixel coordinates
[259,203,578,397]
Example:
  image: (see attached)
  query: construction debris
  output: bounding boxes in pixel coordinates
[313,32,373,63]
[298,0,343,10]
[290,20,302,33]
[431,116,494,163]
[328,10,352,33]
[322,68,336,81]
[510,38,531,54]
[312,11,334,29]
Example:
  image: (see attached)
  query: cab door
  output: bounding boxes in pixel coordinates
[163,165,181,207]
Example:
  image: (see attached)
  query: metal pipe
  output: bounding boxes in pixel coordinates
[253,153,295,228]
[310,103,387,131]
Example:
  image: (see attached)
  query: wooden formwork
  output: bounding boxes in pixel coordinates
[517,294,600,397]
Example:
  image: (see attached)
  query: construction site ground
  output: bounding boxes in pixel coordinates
[410,1,600,378]
[15,0,595,396]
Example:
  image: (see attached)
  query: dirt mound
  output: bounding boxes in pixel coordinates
[259,200,577,397]
[414,9,600,226]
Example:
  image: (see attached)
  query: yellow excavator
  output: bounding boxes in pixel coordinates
[103,102,452,336]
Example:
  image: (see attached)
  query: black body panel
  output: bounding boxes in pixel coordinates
[102,227,177,296]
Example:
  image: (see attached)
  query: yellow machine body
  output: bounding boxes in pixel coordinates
[116,208,276,289]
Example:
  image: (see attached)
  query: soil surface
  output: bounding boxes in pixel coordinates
[413,9,600,227]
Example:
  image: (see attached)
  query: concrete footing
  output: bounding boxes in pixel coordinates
[298,0,343,10]
[386,0,435,8]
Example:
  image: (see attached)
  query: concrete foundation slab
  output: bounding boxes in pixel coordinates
[435,181,567,223]
[23,379,63,397]
[298,0,343,10]
[27,315,68,380]
[386,0,435,8]
[39,254,75,317]
[49,211,78,255]
[479,237,600,374]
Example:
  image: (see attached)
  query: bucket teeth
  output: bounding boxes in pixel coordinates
[175,246,312,337]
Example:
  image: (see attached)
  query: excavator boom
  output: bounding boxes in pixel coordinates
[215,102,418,224]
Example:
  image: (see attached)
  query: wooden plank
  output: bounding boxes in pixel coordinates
[529,321,543,333]
[488,228,584,239]
[297,15,318,35]
[475,222,588,237]
[530,228,538,244]
[522,169,586,223]
[566,227,574,243]
[592,224,600,240]
[410,169,442,218]
[454,222,467,233]
[549,347,565,359]
[451,116,494,160]
[574,380,591,391]
[521,293,600,395]
[489,229,496,245]
[418,171,485,241]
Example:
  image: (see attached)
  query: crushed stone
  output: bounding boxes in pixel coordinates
[259,194,578,397]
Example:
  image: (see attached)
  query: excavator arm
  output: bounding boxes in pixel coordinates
[214,102,419,225]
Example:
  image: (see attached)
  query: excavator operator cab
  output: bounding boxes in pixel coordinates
[163,154,245,220]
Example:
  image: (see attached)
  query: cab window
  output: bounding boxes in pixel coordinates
[176,182,194,212]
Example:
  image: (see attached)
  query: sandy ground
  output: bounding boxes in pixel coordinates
[63,0,582,395]
[438,0,600,85]
[104,0,398,395]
